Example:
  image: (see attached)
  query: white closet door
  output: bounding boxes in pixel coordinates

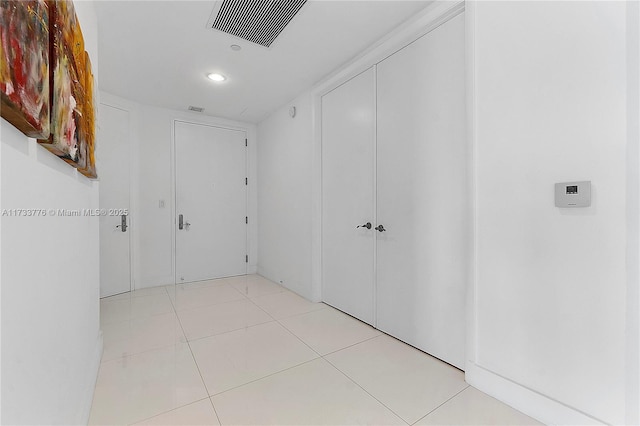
[98,104,131,298]
[322,68,376,325]
[175,121,247,283]
[376,13,467,368]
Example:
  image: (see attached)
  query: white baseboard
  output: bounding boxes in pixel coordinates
[77,332,103,425]
[465,362,604,425]
[256,266,314,301]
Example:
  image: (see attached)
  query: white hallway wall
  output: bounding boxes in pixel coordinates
[99,92,258,289]
[257,1,639,425]
[257,93,314,299]
[466,2,638,424]
[0,2,102,424]
[627,2,640,423]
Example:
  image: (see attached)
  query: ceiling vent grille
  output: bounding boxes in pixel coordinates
[208,0,307,48]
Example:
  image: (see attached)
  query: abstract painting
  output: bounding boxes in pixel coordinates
[38,0,82,161]
[77,50,96,178]
[38,0,97,178]
[0,0,50,138]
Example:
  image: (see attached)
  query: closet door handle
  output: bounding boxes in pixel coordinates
[357,222,372,229]
[178,214,184,230]
[375,224,386,232]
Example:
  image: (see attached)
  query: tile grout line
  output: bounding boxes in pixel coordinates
[266,303,330,321]
[244,286,329,321]
[216,294,409,422]
[176,280,327,399]
[167,282,223,422]
[199,286,387,398]
[99,284,211,425]
[101,288,170,303]
[271,307,387,361]
[100,339,190,365]
[177,283,277,343]
[319,333,384,357]
[320,332,470,426]
[169,277,289,425]
[243,289,340,359]
[208,357,320,398]
[232,281,287,300]
[96,277,264,425]
[166,279,261,426]
[410,385,470,426]
[100,299,175,326]
[266,312,412,423]
[168,285,250,315]
[207,396,223,426]
[272,313,324,358]
[99,288,178,365]
[321,353,410,425]
[244,289,285,322]
[185,318,277,344]
[126,396,211,426]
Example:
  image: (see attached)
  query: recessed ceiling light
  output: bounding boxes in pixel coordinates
[230,44,241,51]
[207,73,226,82]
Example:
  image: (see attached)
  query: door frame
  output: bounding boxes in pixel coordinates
[170,119,256,285]
[310,0,465,303]
[98,97,136,294]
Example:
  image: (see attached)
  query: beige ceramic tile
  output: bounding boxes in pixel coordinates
[134,399,220,426]
[211,358,406,425]
[101,312,186,362]
[177,299,273,341]
[89,343,207,425]
[174,278,231,292]
[250,291,327,319]
[190,321,318,395]
[228,275,286,298]
[279,307,380,355]
[213,274,261,286]
[101,285,169,302]
[100,293,174,325]
[170,283,246,312]
[325,335,468,424]
[415,386,542,425]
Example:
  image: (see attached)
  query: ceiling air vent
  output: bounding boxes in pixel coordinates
[188,106,205,113]
[207,0,308,48]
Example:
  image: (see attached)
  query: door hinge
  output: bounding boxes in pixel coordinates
[245,216,248,224]
[245,139,248,147]
[245,255,248,263]
[245,177,248,185]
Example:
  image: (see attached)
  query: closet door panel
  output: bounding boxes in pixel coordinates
[376,13,467,368]
[322,68,376,325]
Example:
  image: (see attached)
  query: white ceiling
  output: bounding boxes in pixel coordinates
[94,0,432,123]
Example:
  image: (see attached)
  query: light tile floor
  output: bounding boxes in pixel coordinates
[90,274,541,425]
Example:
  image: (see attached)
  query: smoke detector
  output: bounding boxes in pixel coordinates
[207,0,307,48]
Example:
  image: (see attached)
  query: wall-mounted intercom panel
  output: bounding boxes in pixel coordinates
[555,181,591,208]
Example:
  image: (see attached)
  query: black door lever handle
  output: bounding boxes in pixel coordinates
[375,224,386,232]
[357,222,372,229]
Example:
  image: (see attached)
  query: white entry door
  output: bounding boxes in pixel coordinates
[376,13,467,369]
[98,104,131,298]
[322,68,376,325]
[174,121,247,283]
